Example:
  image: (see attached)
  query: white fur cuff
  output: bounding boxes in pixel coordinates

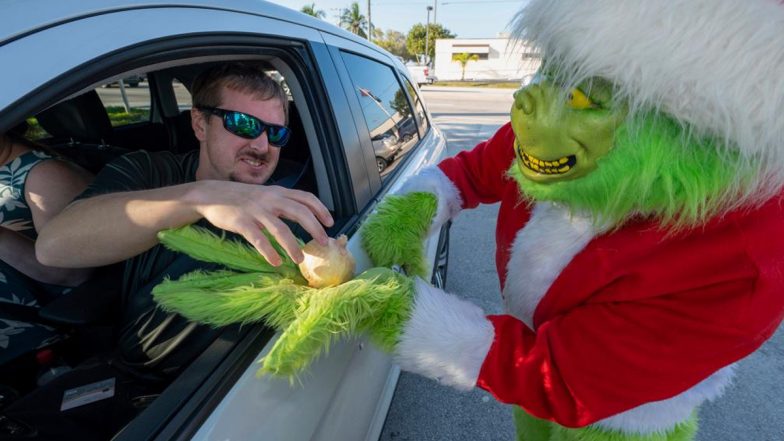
[396,166,463,236]
[595,364,736,435]
[394,278,495,390]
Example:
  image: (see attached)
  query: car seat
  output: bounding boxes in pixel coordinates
[268,101,314,192]
[35,90,130,174]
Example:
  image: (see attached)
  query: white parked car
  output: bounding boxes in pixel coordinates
[405,64,438,87]
[0,1,449,440]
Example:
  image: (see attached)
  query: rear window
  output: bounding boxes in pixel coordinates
[340,51,420,180]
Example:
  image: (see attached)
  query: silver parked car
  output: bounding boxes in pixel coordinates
[0,1,449,440]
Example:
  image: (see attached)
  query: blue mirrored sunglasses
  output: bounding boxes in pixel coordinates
[199,106,290,147]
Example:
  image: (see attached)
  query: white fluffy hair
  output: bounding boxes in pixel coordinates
[511,0,784,198]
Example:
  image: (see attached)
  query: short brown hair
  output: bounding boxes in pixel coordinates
[191,62,289,123]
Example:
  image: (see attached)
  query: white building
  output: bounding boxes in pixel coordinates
[432,36,540,82]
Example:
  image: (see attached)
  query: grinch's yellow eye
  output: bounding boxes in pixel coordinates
[566,88,595,110]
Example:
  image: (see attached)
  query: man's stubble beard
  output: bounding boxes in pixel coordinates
[229,153,275,184]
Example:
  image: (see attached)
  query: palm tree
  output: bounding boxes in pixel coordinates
[453,52,479,81]
[339,2,367,38]
[300,3,326,19]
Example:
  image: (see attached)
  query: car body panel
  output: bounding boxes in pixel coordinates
[0,7,323,115]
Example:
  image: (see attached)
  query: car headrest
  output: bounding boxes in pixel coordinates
[36,90,113,143]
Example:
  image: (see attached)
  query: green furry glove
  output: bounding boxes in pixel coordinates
[153,225,415,379]
[360,192,437,278]
[261,267,413,377]
[154,266,413,379]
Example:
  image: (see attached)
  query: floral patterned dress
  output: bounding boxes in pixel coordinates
[1,150,68,365]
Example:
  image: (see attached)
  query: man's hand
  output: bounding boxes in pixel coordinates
[192,180,334,266]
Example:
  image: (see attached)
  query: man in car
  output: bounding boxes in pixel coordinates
[35,62,333,375]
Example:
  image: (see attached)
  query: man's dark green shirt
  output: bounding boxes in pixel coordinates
[77,149,219,377]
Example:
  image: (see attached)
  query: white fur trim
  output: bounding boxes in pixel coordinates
[502,202,599,328]
[396,166,463,236]
[395,278,494,390]
[595,364,736,435]
[513,0,784,189]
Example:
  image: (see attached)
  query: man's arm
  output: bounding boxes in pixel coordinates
[36,180,333,269]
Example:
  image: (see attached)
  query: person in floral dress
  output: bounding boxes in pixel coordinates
[0,122,93,367]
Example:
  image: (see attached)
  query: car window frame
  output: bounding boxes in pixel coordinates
[398,73,431,139]
[322,35,427,198]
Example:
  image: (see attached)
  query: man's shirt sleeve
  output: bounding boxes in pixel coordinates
[76,150,179,200]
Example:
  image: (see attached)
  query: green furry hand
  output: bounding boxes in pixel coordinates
[153,264,414,379]
[360,192,437,278]
[261,267,414,378]
[153,225,415,379]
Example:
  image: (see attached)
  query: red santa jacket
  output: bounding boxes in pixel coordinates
[436,122,784,428]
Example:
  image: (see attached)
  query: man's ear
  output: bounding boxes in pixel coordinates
[191,107,207,142]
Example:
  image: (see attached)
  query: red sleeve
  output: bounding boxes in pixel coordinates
[438,122,516,209]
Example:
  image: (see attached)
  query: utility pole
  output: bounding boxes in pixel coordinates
[425,5,433,66]
[367,0,372,42]
[433,0,437,27]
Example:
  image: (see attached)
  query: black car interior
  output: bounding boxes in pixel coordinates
[0,61,317,440]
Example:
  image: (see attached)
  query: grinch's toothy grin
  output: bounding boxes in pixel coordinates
[517,147,577,175]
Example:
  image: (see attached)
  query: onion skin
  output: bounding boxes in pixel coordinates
[298,235,356,288]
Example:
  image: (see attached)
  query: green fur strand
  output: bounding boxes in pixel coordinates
[153,272,309,328]
[361,192,438,277]
[158,225,304,281]
[259,268,414,378]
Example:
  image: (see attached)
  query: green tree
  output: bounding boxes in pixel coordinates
[406,23,455,65]
[453,52,479,80]
[339,2,368,38]
[390,89,412,118]
[375,29,413,61]
[372,27,385,42]
[300,3,326,19]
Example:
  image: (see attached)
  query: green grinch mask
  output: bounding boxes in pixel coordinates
[511,77,626,182]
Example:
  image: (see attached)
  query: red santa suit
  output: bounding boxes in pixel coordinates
[393,122,784,434]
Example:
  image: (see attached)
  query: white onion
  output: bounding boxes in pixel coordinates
[298,234,356,288]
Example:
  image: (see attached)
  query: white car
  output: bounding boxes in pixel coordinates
[405,64,437,87]
[0,1,449,440]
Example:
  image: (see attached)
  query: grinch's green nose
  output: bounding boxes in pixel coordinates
[514,88,535,115]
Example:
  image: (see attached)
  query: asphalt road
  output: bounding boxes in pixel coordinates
[378,86,784,441]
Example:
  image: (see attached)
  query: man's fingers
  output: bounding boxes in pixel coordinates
[283,188,334,235]
[236,222,283,267]
[289,189,334,226]
[199,184,337,265]
[257,216,305,264]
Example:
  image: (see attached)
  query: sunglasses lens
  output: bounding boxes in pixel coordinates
[225,111,262,139]
[218,109,289,146]
[267,126,290,147]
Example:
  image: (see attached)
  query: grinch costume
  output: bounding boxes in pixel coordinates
[153,0,784,440]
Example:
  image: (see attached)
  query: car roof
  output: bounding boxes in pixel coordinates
[0,0,371,49]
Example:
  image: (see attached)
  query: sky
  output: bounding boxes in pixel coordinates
[266,0,525,39]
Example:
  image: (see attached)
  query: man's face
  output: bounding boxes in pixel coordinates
[510,77,626,183]
[192,86,285,184]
